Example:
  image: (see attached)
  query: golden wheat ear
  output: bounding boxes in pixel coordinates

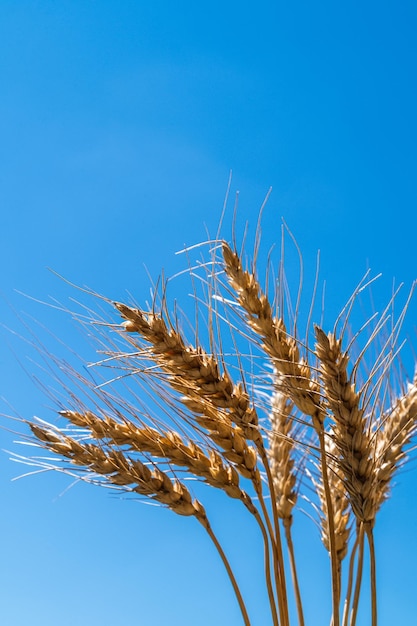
[29,423,206,517]
[13,212,417,626]
[222,241,324,428]
[267,383,297,521]
[314,325,375,524]
[27,418,252,625]
[59,409,251,502]
[373,376,417,512]
[310,434,351,563]
[110,302,268,508]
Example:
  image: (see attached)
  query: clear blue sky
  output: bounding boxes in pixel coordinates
[1,2,417,625]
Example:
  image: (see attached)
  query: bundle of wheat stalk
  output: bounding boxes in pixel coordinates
[14,224,417,626]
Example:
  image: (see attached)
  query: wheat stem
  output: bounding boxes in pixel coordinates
[365,523,377,626]
[318,430,341,626]
[200,517,252,626]
[283,518,305,626]
[349,523,365,626]
[257,445,289,626]
[253,503,280,626]
[342,534,359,626]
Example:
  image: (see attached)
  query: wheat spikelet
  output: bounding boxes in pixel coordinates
[314,325,375,523]
[60,409,251,502]
[222,242,324,428]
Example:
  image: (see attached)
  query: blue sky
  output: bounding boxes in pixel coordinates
[1,2,417,625]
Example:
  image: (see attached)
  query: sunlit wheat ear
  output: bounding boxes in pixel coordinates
[222,242,324,429]
[60,409,252,503]
[29,423,207,519]
[267,378,298,522]
[311,435,351,563]
[314,326,375,524]
[114,301,261,443]
[113,301,262,487]
[373,376,417,511]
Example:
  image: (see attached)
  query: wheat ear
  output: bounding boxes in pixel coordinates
[314,326,374,524]
[311,434,351,598]
[114,302,261,482]
[222,241,324,427]
[60,409,256,506]
[268,382,298,521]
[29,421,252,625]
[29,423,205,516]
[373,377,417,511]
[361,377,417,626]
[315,326,375,626]
[115,301,261,442]
[222,241,330,626]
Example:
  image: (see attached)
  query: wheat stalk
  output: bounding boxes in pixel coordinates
[222,241,343,625]
[11,220,417,626]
